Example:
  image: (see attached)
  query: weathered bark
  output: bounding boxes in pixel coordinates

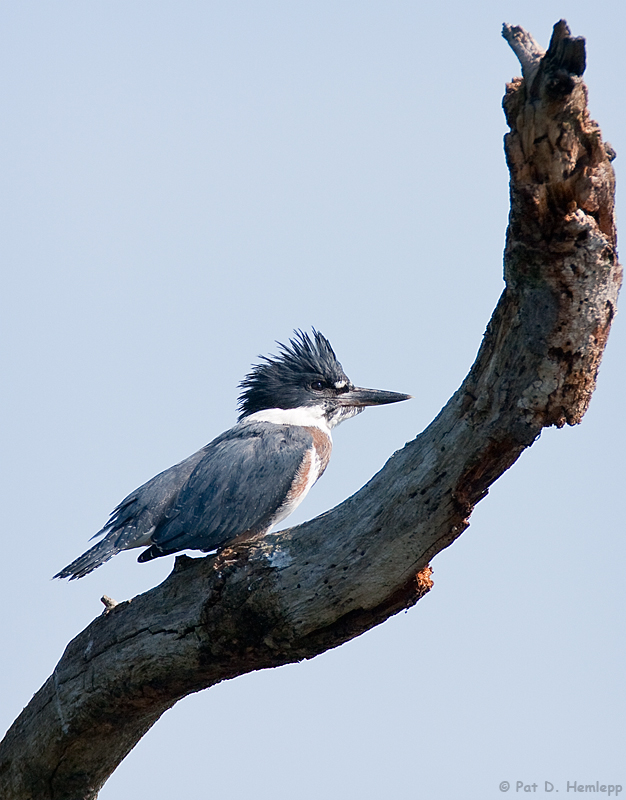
[0,20,620,800]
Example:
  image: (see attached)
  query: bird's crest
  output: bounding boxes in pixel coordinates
[238,329,349,419]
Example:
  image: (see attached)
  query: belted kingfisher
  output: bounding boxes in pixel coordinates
[55,330,410,580]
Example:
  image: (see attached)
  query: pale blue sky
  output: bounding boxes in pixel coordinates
[1,2,624,798]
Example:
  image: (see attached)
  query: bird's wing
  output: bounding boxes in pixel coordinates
[147,421,314,554]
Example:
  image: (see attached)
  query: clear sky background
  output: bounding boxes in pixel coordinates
[1,2,624,798]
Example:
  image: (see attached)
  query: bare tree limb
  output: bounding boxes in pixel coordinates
[0,20,620,800]
[502,22,545,86]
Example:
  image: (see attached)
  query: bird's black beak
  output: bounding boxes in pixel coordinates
[337,387,412,407]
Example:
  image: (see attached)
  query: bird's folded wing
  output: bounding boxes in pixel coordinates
[148,421,314,553]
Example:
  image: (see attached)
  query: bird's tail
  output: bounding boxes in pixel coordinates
[53,537,121,581]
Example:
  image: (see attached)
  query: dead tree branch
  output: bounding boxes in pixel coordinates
[0,20,620,800]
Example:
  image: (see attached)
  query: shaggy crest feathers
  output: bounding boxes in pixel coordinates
[238,329,349,419]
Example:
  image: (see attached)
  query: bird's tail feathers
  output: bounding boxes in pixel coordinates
[53,537,121,581]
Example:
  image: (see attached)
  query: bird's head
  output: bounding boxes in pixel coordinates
[238,329,410,428]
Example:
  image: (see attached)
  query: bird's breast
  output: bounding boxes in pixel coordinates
[305,425,332,475]
[271,426,332,527]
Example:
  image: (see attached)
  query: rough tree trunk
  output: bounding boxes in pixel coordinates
[0,21,620,800]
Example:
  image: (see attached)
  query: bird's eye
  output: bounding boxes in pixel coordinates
[311,380,325,391]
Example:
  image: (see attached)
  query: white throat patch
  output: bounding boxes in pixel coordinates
[244,406,333,435]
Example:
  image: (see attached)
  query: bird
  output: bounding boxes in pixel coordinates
[54,330,410,580]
